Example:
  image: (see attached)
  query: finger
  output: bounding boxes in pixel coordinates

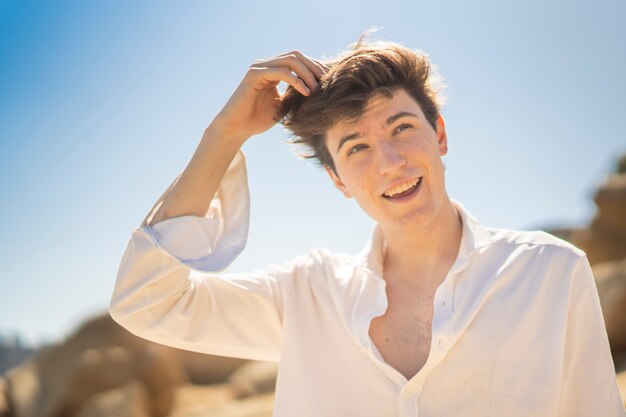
[278,50,328,80]
[300,56,328,80]
[256,54,319,92]
[311,57,331,74]
[251,67,312,96]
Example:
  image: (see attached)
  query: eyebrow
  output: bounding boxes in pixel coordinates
[335,111,420,153]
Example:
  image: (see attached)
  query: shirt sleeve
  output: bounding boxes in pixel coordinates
[558,255,626,416]
[109,151,285,362]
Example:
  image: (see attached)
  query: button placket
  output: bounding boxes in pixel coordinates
[431,278,455,364]
[398,386,419,417]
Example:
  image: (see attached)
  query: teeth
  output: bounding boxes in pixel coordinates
[383,178,420,197]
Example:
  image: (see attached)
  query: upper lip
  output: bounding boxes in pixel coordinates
[381,176,422,197]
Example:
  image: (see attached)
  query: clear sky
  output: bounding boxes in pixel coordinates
[1,0,625,345]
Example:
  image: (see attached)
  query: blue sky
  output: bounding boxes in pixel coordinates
[1,0,625,344]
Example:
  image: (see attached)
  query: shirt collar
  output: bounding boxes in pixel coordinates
[356,199,493,277]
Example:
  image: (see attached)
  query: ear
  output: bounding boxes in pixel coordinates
[436,115,448,157]
[324,165,352,199]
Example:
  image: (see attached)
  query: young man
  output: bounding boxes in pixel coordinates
[110,40,625,416]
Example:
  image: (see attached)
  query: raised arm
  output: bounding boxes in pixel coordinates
[110,51,328,361]
[147,51,328,226]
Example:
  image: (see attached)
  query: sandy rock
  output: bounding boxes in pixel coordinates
[594,259,626,356]
[199,394,274,417]
[3,312,257,417]
[592,174,626,238]
[74,380,150,417]
[549,163,626,266]
[178,352,246,386]
[4,360,40,417]
[168,384,273,417]
[61,343,185,417]
[617,370,626,407]
[0,377,9,417]
[4,314,185,417]
[227,362,278,398]
[550,227,626,266]
[169,383,236,416]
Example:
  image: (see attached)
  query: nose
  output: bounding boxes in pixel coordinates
[375,140,406,175]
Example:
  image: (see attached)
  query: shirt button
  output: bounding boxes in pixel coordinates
[404,388,416,398]
[360,347,367,354]
[442,300,446,307]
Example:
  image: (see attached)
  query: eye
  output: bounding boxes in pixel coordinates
[347,143,368,156]
[393,123,413,135]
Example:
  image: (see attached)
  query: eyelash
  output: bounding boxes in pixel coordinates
[347,144,368,156]
[346,124,413,156]
[393,123,412,134]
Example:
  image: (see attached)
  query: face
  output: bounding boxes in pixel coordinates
[324,88,449,233]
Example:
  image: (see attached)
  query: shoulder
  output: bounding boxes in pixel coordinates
[475,228,593,300]
[488,227,586,256]
[483,227,588,271]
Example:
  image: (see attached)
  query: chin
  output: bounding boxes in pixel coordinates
[393,201,444,229]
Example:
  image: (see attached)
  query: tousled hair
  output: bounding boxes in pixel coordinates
[278,37,445,174]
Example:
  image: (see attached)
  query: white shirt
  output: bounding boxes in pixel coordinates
[110,152,625,417]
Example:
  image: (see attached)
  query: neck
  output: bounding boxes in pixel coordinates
[381,198,463,283]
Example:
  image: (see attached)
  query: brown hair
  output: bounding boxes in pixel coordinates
[278,38,444,174]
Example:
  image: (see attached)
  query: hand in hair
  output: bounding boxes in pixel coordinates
[144,52,327,226]
[212,51,328,142]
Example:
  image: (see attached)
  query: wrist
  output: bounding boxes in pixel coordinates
[207,115,251,145]
[205,120,250,148]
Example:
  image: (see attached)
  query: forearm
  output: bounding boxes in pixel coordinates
[148,122,248,226]
[145,51,324,226]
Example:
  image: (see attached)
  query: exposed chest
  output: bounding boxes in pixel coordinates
[368,283,436,380]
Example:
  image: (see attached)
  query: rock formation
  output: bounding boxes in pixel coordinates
[0,314,269,417]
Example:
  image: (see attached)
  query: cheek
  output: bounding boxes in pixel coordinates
[343,174,363,195]
[347,173,379,204]
[408,136,435,153]
[337,160,364,185]
[408,138,443,167]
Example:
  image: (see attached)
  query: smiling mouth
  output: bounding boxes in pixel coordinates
[382,177,422,199]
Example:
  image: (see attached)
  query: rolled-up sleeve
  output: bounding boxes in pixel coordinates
[558,255,626,416]
[109,151,285,362]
